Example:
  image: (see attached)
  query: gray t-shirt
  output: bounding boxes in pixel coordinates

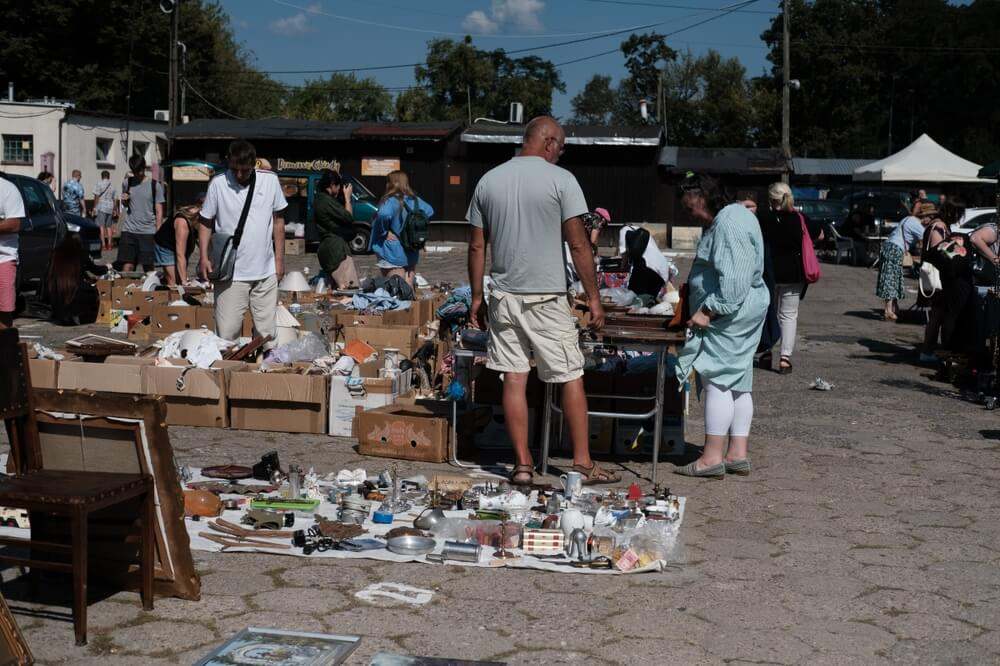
[121,178,165,234]
[467,156,588,294]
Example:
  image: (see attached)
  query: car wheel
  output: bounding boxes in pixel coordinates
[350,227,370,255]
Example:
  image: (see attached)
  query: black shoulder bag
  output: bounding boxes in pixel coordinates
[208,172,256,282]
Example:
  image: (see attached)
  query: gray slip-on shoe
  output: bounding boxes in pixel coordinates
[673,461,726,479]
[724,458,751,476]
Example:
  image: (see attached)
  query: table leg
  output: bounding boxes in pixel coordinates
[651,349,666,486]
[540,382,554,477]
[71,508,88,646]
[141,489,154,611]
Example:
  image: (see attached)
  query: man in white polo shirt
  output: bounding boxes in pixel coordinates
[0,175,25,329]
[198,140,287,344]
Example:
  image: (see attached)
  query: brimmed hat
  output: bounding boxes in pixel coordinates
[916,202,939,218]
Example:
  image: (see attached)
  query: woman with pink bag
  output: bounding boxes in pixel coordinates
[758,182,821,374]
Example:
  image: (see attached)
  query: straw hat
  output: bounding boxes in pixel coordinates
[916,202,939,218]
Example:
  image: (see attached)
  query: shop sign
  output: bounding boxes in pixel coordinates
[172,165,214,182]
[361,158,400,177]
[275,158,340,172]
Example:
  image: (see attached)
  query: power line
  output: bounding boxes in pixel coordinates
[556,0,765,66]
[581,0,777,15]
[269,0,661,39]
[184,80,245,120]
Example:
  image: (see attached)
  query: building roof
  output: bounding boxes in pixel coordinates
[169,119,462,141]
[792,157,873,176]
[461,122,662,146]
[659,146,787,174]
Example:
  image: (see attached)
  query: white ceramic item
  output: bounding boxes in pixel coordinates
[559,508,585,538]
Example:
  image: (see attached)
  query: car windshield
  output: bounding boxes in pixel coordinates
[345,176,375,200]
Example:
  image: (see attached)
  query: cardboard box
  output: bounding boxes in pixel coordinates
[355,403,470,464]
[96,278,115,301]
[29,358,60,389]
[477,405,536,451]
[284,238,305,256]
[58,357,149,394]
[339,325,422,358]
[613,418,685,456]
[96,299,113,326]
[143,360,246,428]
[151,305,199,337]
[129,290,170,316]
[127,314,153,342]
[328,369,410,437]
[229,369,328,434]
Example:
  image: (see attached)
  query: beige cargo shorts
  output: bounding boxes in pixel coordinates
[486,290,584,383]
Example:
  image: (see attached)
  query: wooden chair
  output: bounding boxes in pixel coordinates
[0,329,154,646]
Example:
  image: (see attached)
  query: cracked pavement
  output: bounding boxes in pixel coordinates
[7,248,1000,664]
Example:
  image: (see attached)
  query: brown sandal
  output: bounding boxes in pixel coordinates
[509,463,534,486]
[572,462,621,485]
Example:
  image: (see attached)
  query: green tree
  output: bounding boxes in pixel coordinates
[395,87,435,122]
[614,32,676,124]
[283,74,391,121]
[571,75,617,124]
[0,0,282,119]
[414,37,564,121]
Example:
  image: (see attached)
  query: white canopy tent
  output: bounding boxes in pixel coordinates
[853,133,994,183]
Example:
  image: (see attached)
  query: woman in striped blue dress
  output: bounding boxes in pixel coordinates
[674,174,770,479]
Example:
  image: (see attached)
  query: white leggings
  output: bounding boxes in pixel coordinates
[704,381,754,437]
[775,283,803,359]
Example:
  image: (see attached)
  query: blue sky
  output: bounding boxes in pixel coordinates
[218,0,782,118]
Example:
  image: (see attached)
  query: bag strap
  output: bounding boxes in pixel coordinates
[231,170,257,249]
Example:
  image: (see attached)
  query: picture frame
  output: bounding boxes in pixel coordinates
[194,627,360,666]
[23,389,201,601]
[0,592,32,665]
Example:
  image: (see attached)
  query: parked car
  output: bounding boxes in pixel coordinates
[62,212,103,259]
[163,160,378,254]
[950,207,997,235]
[836,190,913,225]
[0,172,66,300]
[796,198,850,236]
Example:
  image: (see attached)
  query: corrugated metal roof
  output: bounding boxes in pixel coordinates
[169,119,462,141]
[659,146,786,174]
[461,122,662,146]
[792,157,873,176]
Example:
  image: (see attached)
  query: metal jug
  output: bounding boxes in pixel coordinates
[413,506,447,531]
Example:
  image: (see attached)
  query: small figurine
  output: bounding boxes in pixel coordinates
[567,528,589,561]
[626,482,643,502]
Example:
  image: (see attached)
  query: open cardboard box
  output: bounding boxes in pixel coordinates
[152,305,199,338]
[338,325,422,358]
[228,365,329,434]
[328,365,411,437]
[355,403,473,464]
[143,359,248,428]
[26,350,81,390]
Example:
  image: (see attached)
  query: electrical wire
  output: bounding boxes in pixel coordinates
[183,80,245,120]
[269,0,661,39]
[555,0,765,66]
[581,0,777,14]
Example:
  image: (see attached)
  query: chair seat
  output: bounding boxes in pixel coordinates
[0,471,148,506]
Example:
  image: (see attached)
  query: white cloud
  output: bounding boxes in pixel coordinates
[463,0,544,35]
[462,10,499,34]
[492,0,545,32]
[269,3,320,36]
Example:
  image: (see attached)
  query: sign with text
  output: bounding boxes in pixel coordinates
[361,158,400,177]
[275,158,340,172]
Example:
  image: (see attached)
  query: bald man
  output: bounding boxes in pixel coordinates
[467,116,617,486]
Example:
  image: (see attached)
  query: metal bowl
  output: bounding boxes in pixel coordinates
[386,535,436,556]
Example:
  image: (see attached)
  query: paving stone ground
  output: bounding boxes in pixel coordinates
[7,246,1000,665]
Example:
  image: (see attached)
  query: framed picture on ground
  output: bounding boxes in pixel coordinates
[194,628,360,666]
[0,592,32,665]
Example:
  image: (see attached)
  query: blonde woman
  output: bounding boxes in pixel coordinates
[154,193,204,286]
[758,182,809,374]
[371,171,434,288]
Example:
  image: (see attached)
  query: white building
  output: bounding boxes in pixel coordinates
[0,98,167,205]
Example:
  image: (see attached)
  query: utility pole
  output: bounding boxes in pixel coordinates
[781,0,791,183]
[168,2,179,130]
[887,75,895,156]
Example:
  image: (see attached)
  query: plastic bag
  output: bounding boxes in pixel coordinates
[268,332,329,364]
[600,287,639,307]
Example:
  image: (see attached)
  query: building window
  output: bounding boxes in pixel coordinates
[96,137,114,163]
[2,135,33,164]
[132,141,149,161]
